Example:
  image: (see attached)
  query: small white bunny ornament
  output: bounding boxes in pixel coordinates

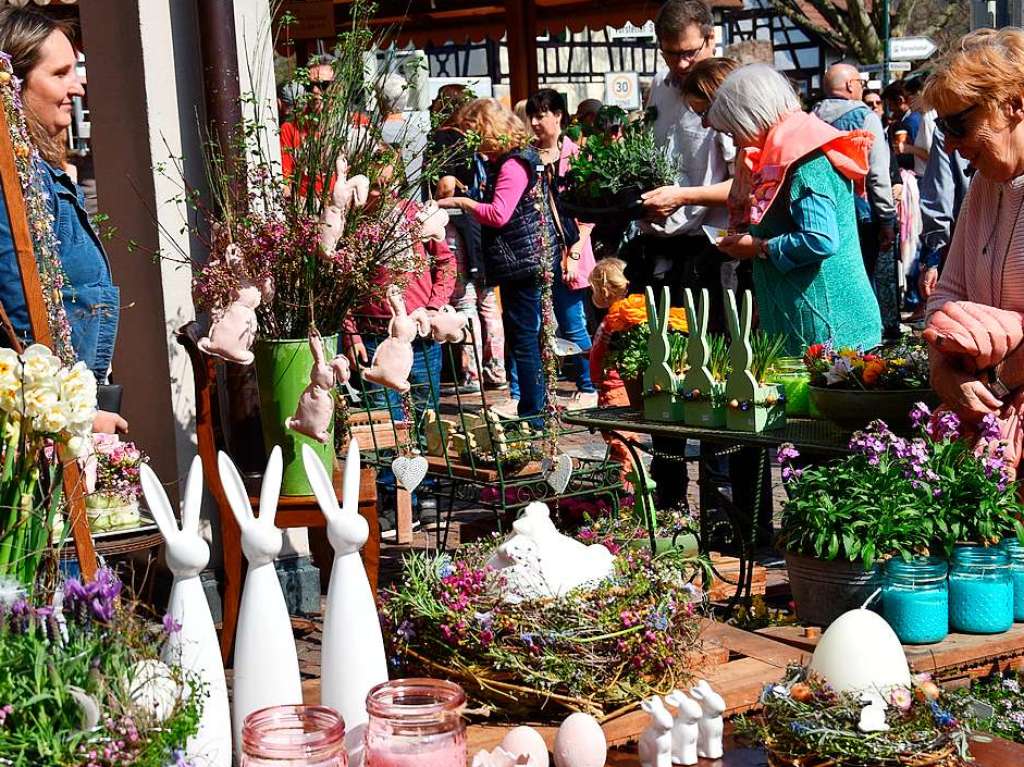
[303,440,387,766]
[219,446,302,756]
[690,680,725,760]
[664,689,701,766]
[639,696,675,767]
[141,457,231,767]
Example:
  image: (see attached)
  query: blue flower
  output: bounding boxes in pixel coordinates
[930,700,957,728]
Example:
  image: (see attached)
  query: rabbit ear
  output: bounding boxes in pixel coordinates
[302,443,340,520]
[217,450,255,529]
[659,286,671,332]
[341,437,361,516]
[740,289,753,337]
[698,288,709,335]
[690,687,705,702]
[723,288,740,340]
[141,462,178,541]
[641,698,653,714]
[180,455,203,534]
[644,287,658,331]
[309,331,325,365]
[258,446,282,527]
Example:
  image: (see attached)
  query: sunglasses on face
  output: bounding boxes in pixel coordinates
[307,79,333,92]
[935,103,980,139]
[660,36,709,62]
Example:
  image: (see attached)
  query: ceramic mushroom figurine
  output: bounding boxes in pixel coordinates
[362,287,432,393]
[319,154,370,257]
[639,696,675,767]
[690,680,725,760]
[285,328,351,443]
[198,243,274,365]
[303,440,387,764]
[428,305,469,344]
[664,689,701,766]
[218,446,302,754]
[141,456,231,767]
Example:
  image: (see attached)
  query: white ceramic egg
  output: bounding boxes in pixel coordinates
[808,608,911,694]
[129,659,180,722]
[473,746,536,767]
[553,713,606,767]
[501,725,550,767]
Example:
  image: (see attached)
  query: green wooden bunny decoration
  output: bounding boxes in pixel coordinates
[682,288,726,427]
[643,286,685,421]
[723,288,786,432]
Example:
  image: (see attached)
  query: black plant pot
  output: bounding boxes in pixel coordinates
[560,184,648,224]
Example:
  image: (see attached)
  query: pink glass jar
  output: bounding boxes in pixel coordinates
[241,705,348,767]
[364,678,466,767]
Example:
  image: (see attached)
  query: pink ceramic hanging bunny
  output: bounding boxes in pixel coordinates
[414,199,449,243]
[362,287,431,393]
[285,329,351,443]
[428,305,469,343]
[319,154,370,258]
[198,244,273,365]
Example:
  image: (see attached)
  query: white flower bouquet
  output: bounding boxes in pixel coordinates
[0,344,96,584]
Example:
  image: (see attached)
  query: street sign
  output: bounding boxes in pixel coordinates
[609,21,655,40]
[889,36,938,60]
[604,71,640,110]
[860,61,912,73]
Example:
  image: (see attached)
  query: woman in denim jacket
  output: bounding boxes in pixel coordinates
[0,9,123,431]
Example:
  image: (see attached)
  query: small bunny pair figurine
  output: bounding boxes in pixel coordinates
[198,243,274,365]
[140,457,231,767]
[663,689,703,765]
[362,287,431,393]
[639,696,675,767]
[428,305,469,343]
[319,154,370,257]
[285,329,351,443]
[414,199,449,243]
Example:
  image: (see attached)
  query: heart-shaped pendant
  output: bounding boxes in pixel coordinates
[392,455,428,492]
[542,453,573,493]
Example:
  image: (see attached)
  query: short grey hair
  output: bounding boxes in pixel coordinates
[706,64,801,144]
[378,72,409,113]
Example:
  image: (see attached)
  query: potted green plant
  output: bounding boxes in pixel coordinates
[804,337,937,431]
[778,405,1024,626]
[560,119,673,223]
[603,293,686,409]
[85,434,146,533]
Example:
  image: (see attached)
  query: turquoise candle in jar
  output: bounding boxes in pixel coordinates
[766,357,810,417]
[1001,538,1024,621]
[948,545,1014,634]
[882,556,948,644]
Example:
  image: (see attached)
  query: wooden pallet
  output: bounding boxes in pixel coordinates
[700,555,768,602]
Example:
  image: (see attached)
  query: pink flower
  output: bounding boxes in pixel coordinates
[889,687,912,711]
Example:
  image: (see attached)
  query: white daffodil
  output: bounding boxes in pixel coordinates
[0,348,22,414]
[20,344,60,385]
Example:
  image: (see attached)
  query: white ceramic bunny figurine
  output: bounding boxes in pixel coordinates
[664,690,701,766]
[857,693,891,733]
[141,456,231,767]
[639,696,675,767]
[362,287,432,393]
[285,328,351,443]
[198,243,274,366]
[218,446,302,755]
[303,439,387,766]
[690,680,725,760]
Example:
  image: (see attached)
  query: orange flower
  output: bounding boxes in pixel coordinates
[668,307,688,334]
[605,294,648,332]
[862,358,886,385]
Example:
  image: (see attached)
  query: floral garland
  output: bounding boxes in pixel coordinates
[0,54,74,364]
[532,185,561,459]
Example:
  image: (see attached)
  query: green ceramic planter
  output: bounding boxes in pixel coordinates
[254,336,337,496]
[808,387,938,432]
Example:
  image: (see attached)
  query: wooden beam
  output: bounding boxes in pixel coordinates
[505,0,539,104]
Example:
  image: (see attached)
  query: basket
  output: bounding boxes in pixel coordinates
[766,740,963,767]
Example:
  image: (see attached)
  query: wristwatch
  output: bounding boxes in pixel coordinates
[985,365,1012,400]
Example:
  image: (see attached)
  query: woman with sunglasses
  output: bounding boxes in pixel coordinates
[919,28,1024,474]
[707,64,882,356]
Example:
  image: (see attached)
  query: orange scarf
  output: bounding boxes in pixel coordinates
[737,110,873,225]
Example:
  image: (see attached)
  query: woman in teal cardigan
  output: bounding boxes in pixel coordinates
[707,64,882,356]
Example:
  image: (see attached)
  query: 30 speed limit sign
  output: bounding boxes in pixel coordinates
[604,72,640,110]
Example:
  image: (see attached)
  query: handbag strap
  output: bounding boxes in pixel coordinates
[0,296,24,353]
[540,162,570,250]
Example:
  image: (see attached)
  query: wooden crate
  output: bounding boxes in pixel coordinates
[700,554,768,602]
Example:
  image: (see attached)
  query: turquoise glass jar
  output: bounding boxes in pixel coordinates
[882,557,948,644]
[948,546,1014,634]
[1001,538,1024,622]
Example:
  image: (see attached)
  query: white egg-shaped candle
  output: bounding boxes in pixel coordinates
[554,713,606,767]
[808,608,911,693]
[501,726,550,767]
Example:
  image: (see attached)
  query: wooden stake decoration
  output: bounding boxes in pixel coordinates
[642,286,685,422]
[0,103,97,578]
[723,289,785,433]
[682,288,726,428]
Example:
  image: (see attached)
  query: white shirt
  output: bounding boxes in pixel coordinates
[644,69,734,237]
[913,109,937,177]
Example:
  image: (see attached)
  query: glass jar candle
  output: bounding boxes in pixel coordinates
[365,678,466,767]
[948,545,1014,634]
[766,357,810,417]
[1001,537,1024,621]
[882,556,948,644]
[241,705,347,767]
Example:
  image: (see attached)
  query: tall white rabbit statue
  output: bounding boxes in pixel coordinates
[690,680,725,760]
[638,696,675,767]
[141,456,231,767]
[219,446,302,755]
[303,439,387,766]
[663,689,701,766]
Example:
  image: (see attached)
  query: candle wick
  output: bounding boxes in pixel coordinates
[861,588,882,610]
